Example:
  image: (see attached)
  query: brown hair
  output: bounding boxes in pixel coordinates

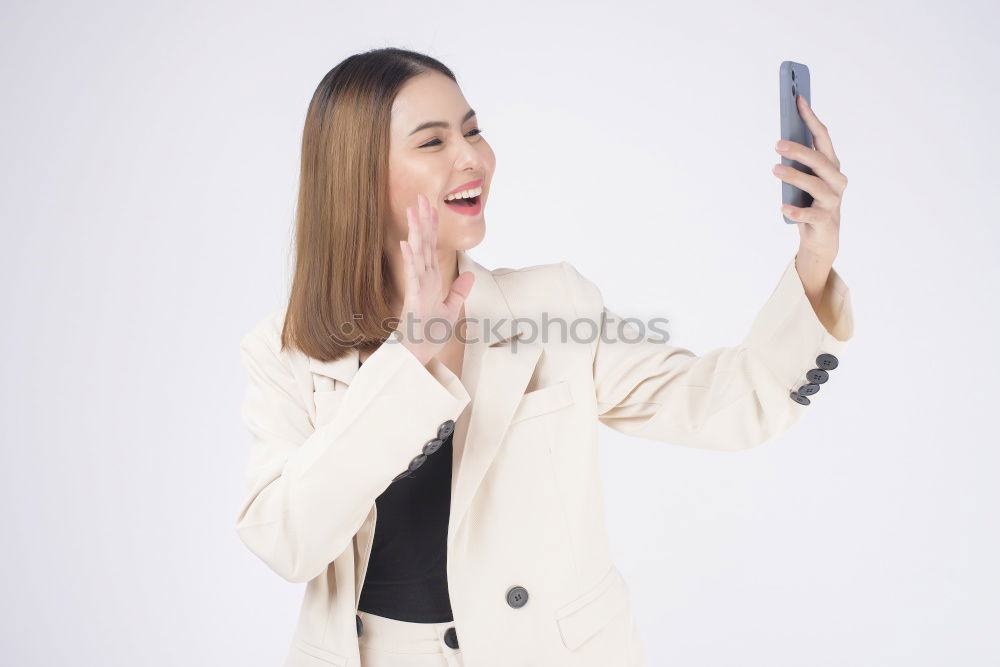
[280,47,458,360]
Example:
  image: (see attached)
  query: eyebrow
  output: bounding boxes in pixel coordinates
[408,108,477,136]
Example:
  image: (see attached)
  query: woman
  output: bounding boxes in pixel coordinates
[235,48,853,667]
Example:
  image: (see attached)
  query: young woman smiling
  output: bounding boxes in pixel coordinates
[235,47,854,667]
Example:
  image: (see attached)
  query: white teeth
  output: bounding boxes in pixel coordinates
[444,186,483,201]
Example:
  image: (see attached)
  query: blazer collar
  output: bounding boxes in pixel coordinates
[307,249,523,385]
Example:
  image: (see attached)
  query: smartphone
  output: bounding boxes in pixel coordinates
[779,61,814,224]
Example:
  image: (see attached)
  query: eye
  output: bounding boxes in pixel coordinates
[419,128,484,148]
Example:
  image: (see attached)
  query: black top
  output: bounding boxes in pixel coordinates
[356,357,455,623]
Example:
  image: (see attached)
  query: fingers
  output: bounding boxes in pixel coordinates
[417,194,429,270]
[403,193,446,308]
[796,95,841,171]
[780,202,830,225]
[418,193,435,274]
[773,163,838,207]
[399,239,420,299]
[776,139,844,190]
[427,198,440,274]
[775,98,848,200]
[406,204,425,276]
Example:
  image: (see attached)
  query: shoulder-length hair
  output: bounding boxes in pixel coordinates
[280,47,457,361]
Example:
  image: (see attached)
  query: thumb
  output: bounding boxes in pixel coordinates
[442,271,475,317]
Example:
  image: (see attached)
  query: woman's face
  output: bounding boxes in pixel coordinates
[387,71,495,256]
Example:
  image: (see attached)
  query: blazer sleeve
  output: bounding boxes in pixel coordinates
[234,327,471,583]
[561,254,854,452]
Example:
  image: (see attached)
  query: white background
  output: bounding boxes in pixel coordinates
[2,1,997,665]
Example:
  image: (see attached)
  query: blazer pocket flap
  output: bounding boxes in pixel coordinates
[554,565,630,651]
[511,381,573,423]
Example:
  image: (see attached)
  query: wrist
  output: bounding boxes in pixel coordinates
[397,336,432,367]
[794,250,834,309]
[796,243,837,267]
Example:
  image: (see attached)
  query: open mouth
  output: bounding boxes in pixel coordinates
[444,195,480,207]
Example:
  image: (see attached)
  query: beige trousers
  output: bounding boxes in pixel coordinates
[357,610,465,667]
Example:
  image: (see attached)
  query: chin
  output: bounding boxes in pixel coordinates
[453,224,486,252]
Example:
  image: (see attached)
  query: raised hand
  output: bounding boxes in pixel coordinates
[394,192,475,366]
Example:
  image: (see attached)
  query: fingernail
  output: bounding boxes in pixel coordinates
[776,140,790,151]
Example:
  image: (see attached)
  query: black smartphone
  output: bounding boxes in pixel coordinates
[779,61,814,224]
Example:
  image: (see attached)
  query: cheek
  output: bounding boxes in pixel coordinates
[386,181,415,235]
[387,194,408,234]
[387,161,441,233]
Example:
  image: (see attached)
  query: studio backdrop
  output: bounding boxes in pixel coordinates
[2,1,996,666]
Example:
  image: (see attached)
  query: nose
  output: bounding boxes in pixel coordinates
[453,142,484,171]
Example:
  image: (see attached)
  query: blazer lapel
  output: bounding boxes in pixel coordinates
[447,250,543,549]
[307,347,359,386]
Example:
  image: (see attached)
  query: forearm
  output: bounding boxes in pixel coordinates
[794,249,838,334]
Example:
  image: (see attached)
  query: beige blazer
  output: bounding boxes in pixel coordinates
[235,249,854,667]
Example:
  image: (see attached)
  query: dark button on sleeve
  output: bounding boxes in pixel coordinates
[789,391,811,406]
[806,368,829,384]
[356,614,363,637]
[797,383,820,396]
[816,353,839,370]
[422,438,444,455]
[437,419,455,440]
[443,626,459,649]
[393,422,454,484]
